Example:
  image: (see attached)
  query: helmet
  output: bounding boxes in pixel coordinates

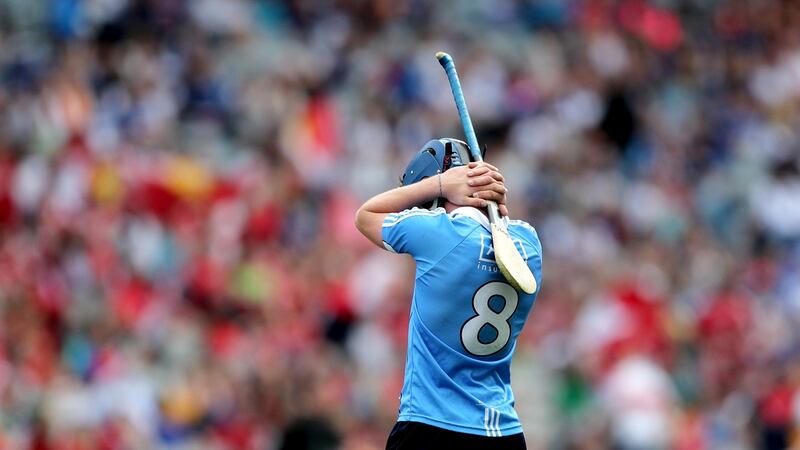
[400,138,472,187]
[400,138,473,209]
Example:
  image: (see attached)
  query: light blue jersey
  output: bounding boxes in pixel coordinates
[382,206,543,437]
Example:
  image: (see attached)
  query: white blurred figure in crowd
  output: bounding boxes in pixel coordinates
[601,353,677,450]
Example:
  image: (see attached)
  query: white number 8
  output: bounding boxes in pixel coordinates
[461,281,519,356]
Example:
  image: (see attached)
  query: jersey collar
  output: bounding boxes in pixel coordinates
[449,206,508,231]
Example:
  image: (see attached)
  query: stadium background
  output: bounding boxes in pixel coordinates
[1,0,800,449]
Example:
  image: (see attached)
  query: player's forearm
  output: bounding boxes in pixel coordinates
[359,176,440,215]
[355,176,440,246]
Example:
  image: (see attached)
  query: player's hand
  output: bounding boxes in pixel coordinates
[467,162,509,216]
[440,162,508,216]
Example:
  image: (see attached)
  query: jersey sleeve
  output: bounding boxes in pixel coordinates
[382,207,453,270]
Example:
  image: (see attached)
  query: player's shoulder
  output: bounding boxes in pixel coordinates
[507,218,538,235]
[507,218,542,246]
[385,207,447,227]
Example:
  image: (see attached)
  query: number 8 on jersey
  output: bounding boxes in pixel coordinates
[460,281,519,356]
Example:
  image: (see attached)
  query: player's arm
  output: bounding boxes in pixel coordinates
[355,162,508,247]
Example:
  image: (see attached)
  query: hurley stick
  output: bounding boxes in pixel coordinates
[435,51,537,294]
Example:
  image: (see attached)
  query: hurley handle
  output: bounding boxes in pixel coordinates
[436,51,502,225]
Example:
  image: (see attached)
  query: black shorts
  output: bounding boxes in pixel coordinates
[386,421,526,450]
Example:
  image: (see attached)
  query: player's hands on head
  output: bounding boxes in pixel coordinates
[467,162,510,216]
[440,162,508,216]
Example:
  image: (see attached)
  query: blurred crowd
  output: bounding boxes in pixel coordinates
[2,0,800,449]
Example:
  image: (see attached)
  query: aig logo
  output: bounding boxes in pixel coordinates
[479,234,527,263]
